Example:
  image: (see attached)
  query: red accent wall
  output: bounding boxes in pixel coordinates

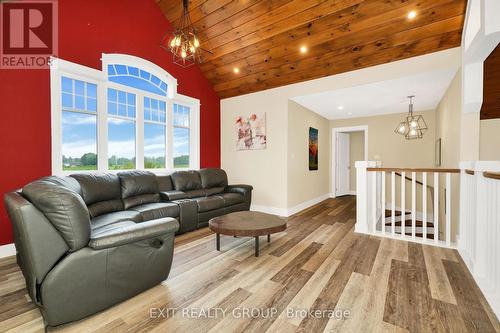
[0,0,220,245]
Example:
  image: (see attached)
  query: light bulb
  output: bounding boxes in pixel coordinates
[190,45,195,53]
[410,129,417,136]
[170,39,175,47]
[408,11,417,19]
[193,37,200,48]
[175,37,181,47]
[181,50,187,58]
[410,120,417,128]
[398,125,406,133]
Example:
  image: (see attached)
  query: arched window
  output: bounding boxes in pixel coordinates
[50,53,200,175]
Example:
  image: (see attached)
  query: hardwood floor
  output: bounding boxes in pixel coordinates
[0,196,498,333]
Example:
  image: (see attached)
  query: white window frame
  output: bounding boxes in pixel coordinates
[50,53,200,175]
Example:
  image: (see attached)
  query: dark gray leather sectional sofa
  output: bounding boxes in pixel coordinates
[3,168,252,326]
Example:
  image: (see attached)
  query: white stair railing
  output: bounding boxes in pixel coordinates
[458,161,500,319]
[355,161,459,247]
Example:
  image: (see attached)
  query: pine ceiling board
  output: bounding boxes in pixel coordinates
[201,0,458,70]
[205,0,364,58]
[157,0,467,98]
[159,0,210,23]
[217,30,462,98]
[480,45,500,120]
[202,0,464,81]
[201,0,291,41]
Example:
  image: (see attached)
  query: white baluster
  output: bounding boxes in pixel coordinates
[391,171,396,236]
[381,172,386,236]
[434,173,439,243]
[412,172,416,239]
[401,172,406,238]
[423,172,427,241]
[446,173,451,246]
[372,171,377,233]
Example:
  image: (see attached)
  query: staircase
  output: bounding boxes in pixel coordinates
[382,209,434,238]
[355,161,459,247]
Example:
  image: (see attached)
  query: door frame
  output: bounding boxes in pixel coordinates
[331,125,368,198]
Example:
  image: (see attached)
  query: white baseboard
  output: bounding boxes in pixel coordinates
[286,193,331,216]
[251,193,332,217]
[250,205,288,217]
[0,243,16,258]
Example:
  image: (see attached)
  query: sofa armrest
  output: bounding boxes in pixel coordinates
[160,190,188,201]
[225,184,253,196]
[88,218,179,250]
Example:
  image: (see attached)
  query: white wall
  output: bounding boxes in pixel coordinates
[220,48,461,213]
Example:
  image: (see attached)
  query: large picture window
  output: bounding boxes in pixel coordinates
[50,54,200,175]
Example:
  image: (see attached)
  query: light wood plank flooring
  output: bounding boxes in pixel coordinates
[0,196,498,333]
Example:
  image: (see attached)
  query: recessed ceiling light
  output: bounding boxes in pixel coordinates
[337,106,344,110]
[300,45,308,54]
[408,11,417,19]
[233,67,240,74]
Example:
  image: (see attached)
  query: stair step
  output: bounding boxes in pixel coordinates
[384,220,434,228]
[385,209,409,218]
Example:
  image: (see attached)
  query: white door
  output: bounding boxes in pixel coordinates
[336,132,350,196]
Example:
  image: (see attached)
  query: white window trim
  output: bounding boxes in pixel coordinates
[50,54,200,176]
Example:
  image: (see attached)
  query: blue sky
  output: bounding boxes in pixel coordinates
[62,112,189,159]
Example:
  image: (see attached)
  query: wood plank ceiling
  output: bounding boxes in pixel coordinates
[480,44,500,120]
[158,0,467,99]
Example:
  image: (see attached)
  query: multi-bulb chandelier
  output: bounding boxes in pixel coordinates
[394,96,428,140]
[160,0,209,67]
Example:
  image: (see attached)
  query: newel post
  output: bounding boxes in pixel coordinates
[355,161,380,234]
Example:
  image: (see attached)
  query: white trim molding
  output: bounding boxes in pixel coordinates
[331,125,369,198]
[251,193,332,217]
[50,54,201,176]
[0,244,16,259]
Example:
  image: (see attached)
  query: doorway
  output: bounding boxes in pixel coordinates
[332,126,368,197]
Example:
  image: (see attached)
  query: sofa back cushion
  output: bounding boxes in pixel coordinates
[22,176,91,251]
[71,173,123,218]
[199,169,228,189]
[156,174,174,191]
[171,171,202,191]
[118,171,160,209]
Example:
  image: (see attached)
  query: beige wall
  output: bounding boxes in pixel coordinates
[349,132,365,191]
[330,110,436,169]
[436,70,461,168]
[287,101,330,207]
[221,94,288,210]
[434,69,462,241]
[480,119,500,160]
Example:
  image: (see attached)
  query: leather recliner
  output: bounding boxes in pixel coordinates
[3,168,252,326]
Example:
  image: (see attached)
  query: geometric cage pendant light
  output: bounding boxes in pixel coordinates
[160,0,211,68]
[394,95,428,140]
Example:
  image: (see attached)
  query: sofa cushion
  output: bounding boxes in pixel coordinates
[156,174,174,191]
[206,187,225,196]
[217,193,244,207]
[22,177,91,251]
[160,190,188,201]
[171,171,202,191]
[71,173,123,217]
[131,202,180,221]
[118,171,160,209]
[185,189,207,198]
[91,220,136,238]
[90,210,143,229]
[199,169,228,189]
[194,196,225,213]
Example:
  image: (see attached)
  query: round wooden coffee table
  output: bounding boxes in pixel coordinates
[209,211,287,257]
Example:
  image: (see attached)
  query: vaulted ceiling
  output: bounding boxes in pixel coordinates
[158,0,467,99]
